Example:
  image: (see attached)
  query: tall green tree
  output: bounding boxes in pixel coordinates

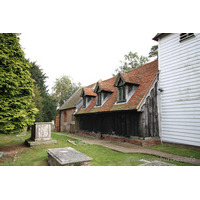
[28,59,57,122]
[42,94,57,122]
[33,85,43,122]
[149,45,158,58]
[0,33,38,134]
[112,52,149,76]
[28,59,48,95]
[52,75,80,107]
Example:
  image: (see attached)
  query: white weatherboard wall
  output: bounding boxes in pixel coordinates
[158,33,200,146]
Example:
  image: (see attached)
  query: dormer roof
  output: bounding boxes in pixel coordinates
[81,87,97,97]
[114,72,141,87]
[94,81,114,93]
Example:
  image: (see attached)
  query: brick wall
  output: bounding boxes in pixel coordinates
[78,130,161,147]
[60,108,76,132]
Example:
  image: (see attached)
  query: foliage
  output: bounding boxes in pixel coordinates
[42,93,57,122]
[33,85,43,122]
[52,75,80,107]
[149,45,158,58]
[0,33,38,134]
[112,52,149,76]
[28,59,48,95]
[28,59,57,122]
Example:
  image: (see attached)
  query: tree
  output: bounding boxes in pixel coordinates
[149,45,158,58]
[33,85,43,122]
[52,75,80,107]
[42,94,57,122]
[28,59,57,122]
[0,33,38,134]
[112,52,149,76]
[28,59,48,95]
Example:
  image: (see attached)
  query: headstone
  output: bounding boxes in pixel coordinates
[47,147,93,166]
[25,122,57,147]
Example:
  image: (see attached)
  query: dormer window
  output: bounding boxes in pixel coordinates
[96,92,101,106]
[118,86,126,102]
[94,82,114,106]
[114,73,140,104]
[180,33,195,42]
[81,88,96,109]
[83,96,86,108]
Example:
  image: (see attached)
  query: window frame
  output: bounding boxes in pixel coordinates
[82,96,86,108]
[96,92,102,106]
[117,86,126,103]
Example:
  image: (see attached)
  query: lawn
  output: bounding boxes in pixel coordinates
[0,132,198,166]
[147,144,200,160]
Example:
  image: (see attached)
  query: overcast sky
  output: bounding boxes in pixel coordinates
[2,0,198,94]
[19,31,157,92]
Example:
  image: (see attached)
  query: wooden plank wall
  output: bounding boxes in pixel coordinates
[78,110,143,138]
[77,83,159,139]
[138,82,159,138]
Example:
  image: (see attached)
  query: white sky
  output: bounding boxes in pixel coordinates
[19,31,157,92]
[2,0,198,94]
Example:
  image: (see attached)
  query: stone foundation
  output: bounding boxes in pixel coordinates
[78,130,161,147]
[25,138,57,147]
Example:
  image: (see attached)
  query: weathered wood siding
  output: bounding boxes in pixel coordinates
[158,33,200,146]
[138,82,159,138]
[77,82,159,139]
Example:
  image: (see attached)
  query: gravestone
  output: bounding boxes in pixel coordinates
[25,122,57,147]
[47,147,93,166]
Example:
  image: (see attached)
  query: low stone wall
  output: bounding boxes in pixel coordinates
[78,130,161,147]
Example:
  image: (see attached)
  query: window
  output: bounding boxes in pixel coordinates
[64,111,67,122]
[83,97,86,108]
[118,86,126,102]
[128,85,132,94]
[82,96,92,108]
[96,93,101,106]
[180,33,195,42]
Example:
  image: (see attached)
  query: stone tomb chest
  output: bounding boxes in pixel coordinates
[31,122,51,141]
[47,147,93,166]
[25,122,57,147]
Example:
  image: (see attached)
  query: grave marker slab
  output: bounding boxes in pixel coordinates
[47,147,93,166]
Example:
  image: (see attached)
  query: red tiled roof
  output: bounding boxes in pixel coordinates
[98,81,114,92]
[120,73,141,85]
[83,87,97,97]
[76,59,158,114]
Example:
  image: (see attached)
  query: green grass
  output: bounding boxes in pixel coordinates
[0,132,198,166]
[0,131,31,146]
[147,144,200,160]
